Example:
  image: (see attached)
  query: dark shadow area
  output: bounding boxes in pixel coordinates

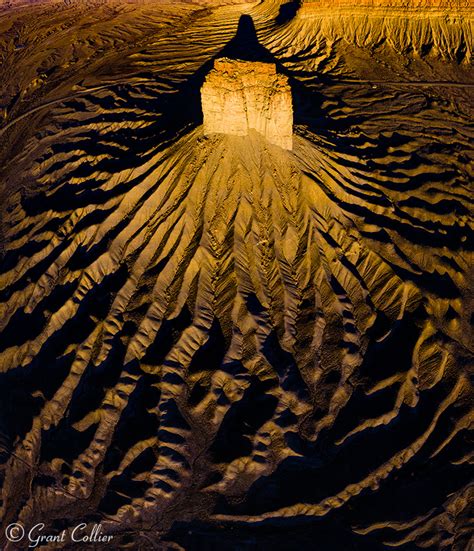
[102,372,161,474]
[167,518,388,551]
[219,15,275,62]
[276,0,301,25]
[210,376,278,464]
[142,305,193,366]
[188,318,227,375]
[0,264,128,455]
[262,330,309,400]
[211,374,471,539]
[99,452,154,515]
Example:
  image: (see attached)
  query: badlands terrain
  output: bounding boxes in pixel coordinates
[0,0,473,549]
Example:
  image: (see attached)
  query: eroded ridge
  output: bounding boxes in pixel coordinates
[202,58,293,150]
[0,1,472,550]
[295,0,473,62]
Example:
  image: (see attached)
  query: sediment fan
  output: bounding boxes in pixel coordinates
[0,0,472,549]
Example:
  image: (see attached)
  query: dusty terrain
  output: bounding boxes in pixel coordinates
[0,0,473,549]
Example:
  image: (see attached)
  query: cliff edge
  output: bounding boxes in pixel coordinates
[201,58,293,150]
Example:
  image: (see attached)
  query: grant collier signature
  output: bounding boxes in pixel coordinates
[5,522,113,547]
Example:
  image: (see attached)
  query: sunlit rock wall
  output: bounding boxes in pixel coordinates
[201,58,293,150]
[296,0,472,61]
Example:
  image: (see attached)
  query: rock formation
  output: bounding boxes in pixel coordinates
[0,2,472,550]
[201,58,293,150]
[301,0,471,7]
[296,0,472,62]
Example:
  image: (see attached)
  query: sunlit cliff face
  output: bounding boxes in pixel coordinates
[0,1,472,549]
[202,58,293,149]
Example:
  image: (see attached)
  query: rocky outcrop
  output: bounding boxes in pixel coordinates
[201,58,293,150]
[293,0,473,62]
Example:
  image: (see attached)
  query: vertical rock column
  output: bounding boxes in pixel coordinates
[201,58,293,150]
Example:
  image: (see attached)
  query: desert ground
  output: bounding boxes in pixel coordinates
[0,0,472,549]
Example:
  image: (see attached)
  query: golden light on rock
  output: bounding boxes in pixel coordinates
[0,0,472,550]
[202,58,293,149]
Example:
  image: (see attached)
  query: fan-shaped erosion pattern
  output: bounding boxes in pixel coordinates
[0,1,472,550]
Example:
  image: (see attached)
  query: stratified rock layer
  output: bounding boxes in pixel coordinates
[201,58,293,150]
[301,0,471,6]
[296,0,473,62]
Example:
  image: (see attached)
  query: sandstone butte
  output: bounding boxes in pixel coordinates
[201,58,293,150]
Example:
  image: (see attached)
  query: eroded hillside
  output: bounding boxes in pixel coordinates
[0,1,472,549]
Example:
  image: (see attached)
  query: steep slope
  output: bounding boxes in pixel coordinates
[0,1,472,549]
